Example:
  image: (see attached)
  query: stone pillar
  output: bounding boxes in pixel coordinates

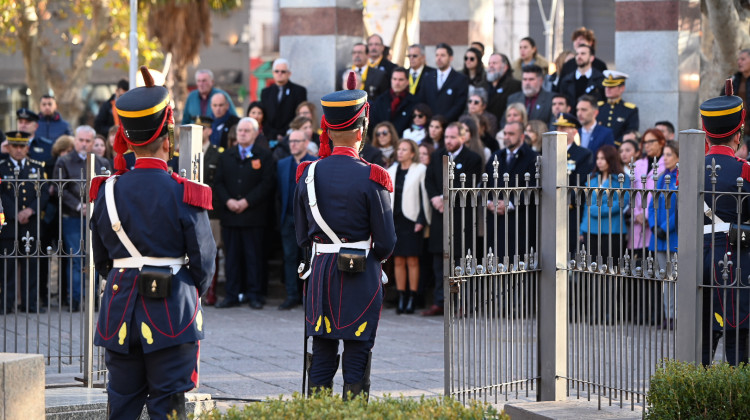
[279,0,364,117]
[494,0,530,61]
[0,353,44,419]
[615,0,701,133]
[419,0,494,68]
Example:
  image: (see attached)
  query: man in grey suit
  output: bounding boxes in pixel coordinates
[504,64,553,126]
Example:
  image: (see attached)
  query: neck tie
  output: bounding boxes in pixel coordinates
[240,148,247,160]
[506,151,513,167]
[412,71,418,80]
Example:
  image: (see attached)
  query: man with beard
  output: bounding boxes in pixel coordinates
[505,64,554,126]
[419,43,469,123]
[558,44,605,109]
[486,53,522,123]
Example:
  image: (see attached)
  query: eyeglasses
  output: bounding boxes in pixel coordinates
[376,131,390,137]
[468,99,481,105]
[273,69,288,74]
[406,54,420,58]
[464,56,476,62]
[413,113,425,118]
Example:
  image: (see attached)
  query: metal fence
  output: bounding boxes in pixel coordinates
[0,154,103,387]
[444,130,738,411]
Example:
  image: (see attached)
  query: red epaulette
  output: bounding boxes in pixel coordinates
[88,175,110,202]
[369,164,393,193]
[295,160,315,183]
[170,173,213,210]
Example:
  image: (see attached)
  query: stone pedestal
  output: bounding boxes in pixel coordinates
[418,0,494,68]
[615,0,701,133]
[0,353,44,420]
[279,0,365,118]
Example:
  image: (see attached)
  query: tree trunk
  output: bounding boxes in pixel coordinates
[16,1,48,112]
[701,0,750,102]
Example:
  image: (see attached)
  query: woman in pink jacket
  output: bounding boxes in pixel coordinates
[630,128,666,324]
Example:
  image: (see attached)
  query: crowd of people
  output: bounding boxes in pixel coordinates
[2,28,744,326]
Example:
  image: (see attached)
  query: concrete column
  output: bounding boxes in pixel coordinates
[419,0,494,68]
[495,0,530,61]
[279,0,364,117]
[614,0,701,133]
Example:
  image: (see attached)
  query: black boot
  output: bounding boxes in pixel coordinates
[404,291,415,314]
[167,392,186,420]
[396,291,405,314]
[343,352,371,402]
[306,353,338,397]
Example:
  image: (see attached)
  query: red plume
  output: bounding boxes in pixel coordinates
[346,71,357,90]
[726,78,734,96]
[140,66,154,87]
[113,124,130,175]
[319,116,331,158]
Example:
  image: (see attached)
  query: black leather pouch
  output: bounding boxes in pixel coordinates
[337,248,366,273]
[138,265,172,298]
[729,224,750,248]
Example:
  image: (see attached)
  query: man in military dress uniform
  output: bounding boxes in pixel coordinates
[0,131,48,314]
[700,85,750,366]
[596,70,639,144]
[89,67,216,419]
[294,86,396,399]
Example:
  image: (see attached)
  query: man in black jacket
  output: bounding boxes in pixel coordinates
[558,45,605,109]
[486,53,522,124]
[214,117,276,309]
[260,58,308,141]
[406,44,435,97]
[370,67,418,136]
[422,122,482,316]
[94,79,129,136]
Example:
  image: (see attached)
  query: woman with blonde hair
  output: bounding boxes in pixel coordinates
[387,139,430,314]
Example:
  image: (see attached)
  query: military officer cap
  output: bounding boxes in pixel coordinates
[552,112,582,130]
[700,79,745,140]
[318,72,370,158]
[5,131,31,146]
[194,115,213,128]
[112,66,175,172]
[602,70,629,87]
[16,108,39,122]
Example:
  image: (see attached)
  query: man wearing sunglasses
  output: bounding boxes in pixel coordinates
[406,44,436,96]
[260,58,308,141]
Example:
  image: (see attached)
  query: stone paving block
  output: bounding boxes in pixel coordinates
[504,401,643,420]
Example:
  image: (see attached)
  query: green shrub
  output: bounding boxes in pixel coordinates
[195,390,507,420]
[646,359,750,419]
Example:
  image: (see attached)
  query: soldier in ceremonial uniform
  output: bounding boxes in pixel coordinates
[0,131,48,314]
[294,84,396,399]
[596,70,639,144]
[89,67,216,419]
[700,85,750,366]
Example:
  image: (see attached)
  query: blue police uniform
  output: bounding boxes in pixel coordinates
[596,99,638,142]
[0,151,48,313]
[294,86,396,399]
[90,66,216,420]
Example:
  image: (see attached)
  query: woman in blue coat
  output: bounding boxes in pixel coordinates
[579,144,631,322]
[648,140,679,329]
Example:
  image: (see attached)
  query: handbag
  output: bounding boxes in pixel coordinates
[138,265,173,298]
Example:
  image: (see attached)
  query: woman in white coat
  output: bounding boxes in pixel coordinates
[387,139,431,314]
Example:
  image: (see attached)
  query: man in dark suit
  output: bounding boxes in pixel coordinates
[419,43,469,123]
[552,113,594,254]
[576,95,616,154]
[422,122,482,316]
[406,44,436,97]
[277,130,315,310]
[260,58,308,141]
[209,93,240,149]
[367,34,396,77]
[214,117,276,309]
[486,53,522,123]
[485,121,538,260]
[370,67,418,136]
[505,64,554,126]
[558,45,605,109]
